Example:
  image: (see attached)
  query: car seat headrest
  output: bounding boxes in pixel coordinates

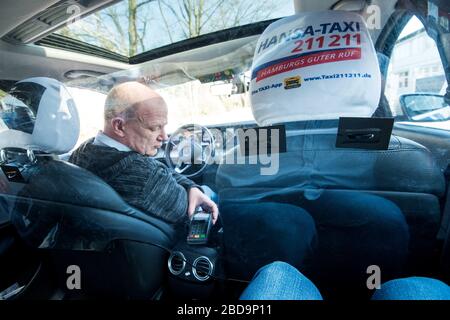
[250,11,381,126]
[0,77,80,154]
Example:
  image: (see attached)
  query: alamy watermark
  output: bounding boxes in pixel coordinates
[66,4,81,26]
[365,5,381,30]
[366,264,381,290]
[66,265,81,290]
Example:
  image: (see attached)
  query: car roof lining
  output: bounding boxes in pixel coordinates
[1,0,359,62]
[0,0,119,42]
[0,38,129,83]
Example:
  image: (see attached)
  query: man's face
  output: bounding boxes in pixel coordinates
[123,98,168,156]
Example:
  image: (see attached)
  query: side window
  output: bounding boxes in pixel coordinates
[66,87,105,151]
[385,16,448,122]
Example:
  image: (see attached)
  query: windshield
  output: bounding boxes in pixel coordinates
[158,77,254,133]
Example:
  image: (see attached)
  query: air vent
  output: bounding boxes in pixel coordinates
[192,256,213,281]
[168,251,185,276]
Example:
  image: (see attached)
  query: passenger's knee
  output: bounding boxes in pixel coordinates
[372,277,450,300]
[257,261,298,276]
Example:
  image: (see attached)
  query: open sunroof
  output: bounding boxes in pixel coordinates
[46,0,294,60]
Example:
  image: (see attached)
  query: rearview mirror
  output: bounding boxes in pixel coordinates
[399,93,450,122]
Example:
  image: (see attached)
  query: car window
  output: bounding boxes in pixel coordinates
[0,86,40,135]
[66,87,105,149]
[385,15,449,124]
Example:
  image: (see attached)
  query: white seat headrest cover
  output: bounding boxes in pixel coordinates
[250,11,381,126]
[0,77,80,154]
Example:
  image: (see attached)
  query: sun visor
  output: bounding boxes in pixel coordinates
[250,11,381,126]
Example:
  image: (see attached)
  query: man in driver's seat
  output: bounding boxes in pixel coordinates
[69,81,219,225]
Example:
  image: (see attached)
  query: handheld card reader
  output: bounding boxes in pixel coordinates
[187,207,213,245]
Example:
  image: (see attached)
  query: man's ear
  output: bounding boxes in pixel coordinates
[111,117,126,137]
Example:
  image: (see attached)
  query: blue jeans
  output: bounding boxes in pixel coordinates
[241,262,450,300]
[240,261,322,300]
[372,277,450,300]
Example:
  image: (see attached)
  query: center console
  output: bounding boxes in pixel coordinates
[166,212,224,299]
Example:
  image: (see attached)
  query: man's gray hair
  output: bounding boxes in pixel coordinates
[104,87,136,122]
[103,81,165,123]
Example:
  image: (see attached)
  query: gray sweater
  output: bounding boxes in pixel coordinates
[69,138,198,224]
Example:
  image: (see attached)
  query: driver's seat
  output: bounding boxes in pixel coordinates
[0,78,176,299]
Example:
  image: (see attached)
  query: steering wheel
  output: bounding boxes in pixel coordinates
[165,124,215,178]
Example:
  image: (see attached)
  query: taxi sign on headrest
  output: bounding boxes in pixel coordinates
[250,11,381,126]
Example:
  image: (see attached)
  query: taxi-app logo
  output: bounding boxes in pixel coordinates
[284,76,302,89]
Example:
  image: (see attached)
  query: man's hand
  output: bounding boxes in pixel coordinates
[187,187,219,224]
